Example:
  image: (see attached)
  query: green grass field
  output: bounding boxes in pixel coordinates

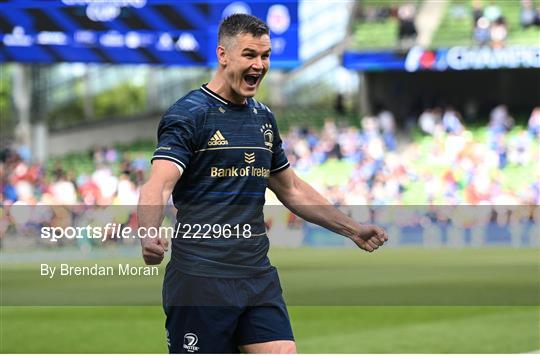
[1,247,539,353]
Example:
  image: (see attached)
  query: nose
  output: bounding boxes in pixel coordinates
[252,56,263,70]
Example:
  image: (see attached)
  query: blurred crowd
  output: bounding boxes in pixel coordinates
[357,0,540,50]
[1,106,539,208]
[448,0,540,48]
[356,1,418,48]
[1,147,149,206]
[471,0,509,47]
[283,105,539,207]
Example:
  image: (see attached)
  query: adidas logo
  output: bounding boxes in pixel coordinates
[208,130,229,146]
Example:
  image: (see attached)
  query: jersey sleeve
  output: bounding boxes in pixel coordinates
[268,112,290,174]
[151,106,198,172]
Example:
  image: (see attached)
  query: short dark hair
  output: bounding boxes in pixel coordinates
[218,14,269,45]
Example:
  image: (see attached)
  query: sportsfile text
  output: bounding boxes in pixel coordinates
[40,223,253,242]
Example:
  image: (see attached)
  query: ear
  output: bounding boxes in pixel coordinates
[216,45,227,66]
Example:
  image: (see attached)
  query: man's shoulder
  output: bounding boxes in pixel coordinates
[251,98,279,128]
[164,88,211,119]
[250,98,273,114]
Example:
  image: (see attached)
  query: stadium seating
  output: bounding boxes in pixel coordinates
[351,0,539,50]
[432,0,540,47]
[351,1,419,50]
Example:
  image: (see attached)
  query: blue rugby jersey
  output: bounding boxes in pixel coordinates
[151,84,289,278]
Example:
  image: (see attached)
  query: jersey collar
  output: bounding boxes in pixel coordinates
[201,84,251,108]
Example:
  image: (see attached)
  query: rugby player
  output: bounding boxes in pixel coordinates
[138,14,388,354]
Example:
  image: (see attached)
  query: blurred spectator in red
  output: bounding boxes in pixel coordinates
[78,175,101,205]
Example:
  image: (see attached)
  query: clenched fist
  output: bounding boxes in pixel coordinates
[350,224,388,252]
[141,236,169,265]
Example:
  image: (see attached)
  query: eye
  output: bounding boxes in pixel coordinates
[262,54,270,60]
[244,54,254,59]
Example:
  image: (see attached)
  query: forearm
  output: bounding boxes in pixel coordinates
[270,169,388,252]
[137,181,170,230]
[279,178,361,239]
[137,160,180,264]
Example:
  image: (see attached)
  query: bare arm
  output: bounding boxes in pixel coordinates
[137,160,181,264]
[268,168,388,252]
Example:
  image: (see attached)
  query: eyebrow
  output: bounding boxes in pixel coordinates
[242,48,272,54]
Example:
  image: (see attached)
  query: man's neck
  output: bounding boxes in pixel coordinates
[206,78,246,105]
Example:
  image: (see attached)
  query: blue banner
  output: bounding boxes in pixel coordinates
[0,0,299,68]
[343,45,540,72]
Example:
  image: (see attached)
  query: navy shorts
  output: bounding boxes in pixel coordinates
[162,264,294,353]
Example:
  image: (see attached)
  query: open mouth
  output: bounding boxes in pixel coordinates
[243,74,261,87]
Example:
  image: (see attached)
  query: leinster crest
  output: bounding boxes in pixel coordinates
[260,123,274,149]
